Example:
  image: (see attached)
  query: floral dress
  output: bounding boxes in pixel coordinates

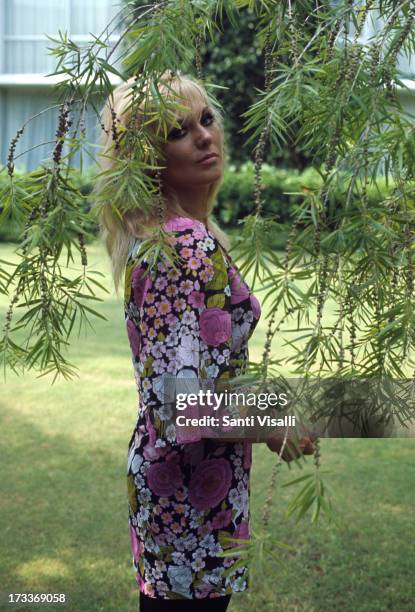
[124,216,261,600]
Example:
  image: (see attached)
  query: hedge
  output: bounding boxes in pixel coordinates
[0,163,394,243]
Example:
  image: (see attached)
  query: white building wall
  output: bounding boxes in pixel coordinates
[0,0,120,171]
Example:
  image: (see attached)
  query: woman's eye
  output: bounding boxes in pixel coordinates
[167,126,187,140]
[201,112,214,126]
[167,113,214,139]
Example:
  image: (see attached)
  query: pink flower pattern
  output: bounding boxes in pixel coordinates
[127,319,141,356]
[188,458,232,510]
[232,520,250,545]
[124,217,261,600]
[147,461,183,497]
[188,291,205,309]
[211,509,232,530]
[229,267,250,304]
[199,308,232,347]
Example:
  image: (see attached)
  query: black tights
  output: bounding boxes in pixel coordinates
[139,591,231,611]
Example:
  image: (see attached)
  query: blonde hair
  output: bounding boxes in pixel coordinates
[94,71,230,291]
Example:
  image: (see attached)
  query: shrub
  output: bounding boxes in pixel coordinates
[0,164,396,245]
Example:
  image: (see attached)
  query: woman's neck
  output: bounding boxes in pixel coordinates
[165,185,210,225]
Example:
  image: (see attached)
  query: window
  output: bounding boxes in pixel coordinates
[1,0,119,74]
[0,0,120,170]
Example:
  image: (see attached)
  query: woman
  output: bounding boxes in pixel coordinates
[97,72,314,611]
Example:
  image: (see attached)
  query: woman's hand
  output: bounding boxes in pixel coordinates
[266,432,316,462]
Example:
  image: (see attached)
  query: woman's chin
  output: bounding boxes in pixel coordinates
[197,167,223,184]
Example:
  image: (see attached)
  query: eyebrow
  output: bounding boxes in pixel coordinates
[176,106,211,125]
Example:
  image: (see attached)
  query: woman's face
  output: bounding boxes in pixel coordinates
[160,94,223,191]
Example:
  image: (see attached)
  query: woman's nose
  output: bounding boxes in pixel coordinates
[195,126,212,146]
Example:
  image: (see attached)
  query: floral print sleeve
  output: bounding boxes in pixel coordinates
[124,216,262,600]
[125,217,241,447]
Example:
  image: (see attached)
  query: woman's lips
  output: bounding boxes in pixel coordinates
[197,154,219,165]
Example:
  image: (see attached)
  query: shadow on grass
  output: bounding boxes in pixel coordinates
[0,402,138,612]
[241,441,415,612]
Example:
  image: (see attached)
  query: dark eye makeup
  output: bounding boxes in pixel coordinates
[201,111,214,126]
[167,109,215,141]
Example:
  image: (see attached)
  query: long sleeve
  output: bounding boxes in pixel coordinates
[124,217,235,447]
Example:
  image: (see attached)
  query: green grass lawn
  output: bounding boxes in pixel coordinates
[0,240,414,611]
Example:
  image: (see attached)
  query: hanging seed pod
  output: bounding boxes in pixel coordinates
[79,117,86,140]
[313,438,321,470]
[314,216,321,262]
[100,121,110,137]
[284,218,301,274]
[381,58,395,99]
[287,1,299,65]
[110,107,121,151]
[316,254,329,330]
[261,311,276,381]
[325,17,343,62]
[327,32,368,171]
[253,129,268,217]
[262,458,282,527]
[378,3,412,104]
[326,0,354,62]
[2,289,20,339]
[330,258,346,344]
[353,0,374,42]
[331,0,361,88]
[404,240,413,359]
[368,41,381,85]
[361,138,369,211]
[7,127,25,178]
[345,287,356,369]
[388,6,415,63]
[78,232,88,268]
[371,286,384,367]
[52,102,71,167]
[389,266,399,322]
[337,295,345,371]
[349,315,356,369]
[40,270,49,324]
[343,43,363,89]
[404,224,414,300]
[264,27,274,92]
[155,168,166,228]
[313,191,323,260]
[264,24,278,93]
